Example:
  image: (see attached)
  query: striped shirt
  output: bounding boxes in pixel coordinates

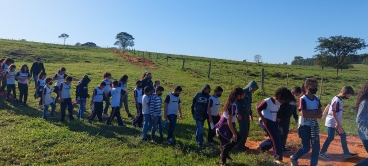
[150,94,162,116]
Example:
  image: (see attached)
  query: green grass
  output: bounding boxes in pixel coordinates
[1,39,367,165]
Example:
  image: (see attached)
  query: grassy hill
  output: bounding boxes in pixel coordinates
[0,39,367,165]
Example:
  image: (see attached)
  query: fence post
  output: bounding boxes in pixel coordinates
[208,61,212,79]
[182,58,185,69]
[134,49,135,55]
[156,53,158,59]
[166,56,169,64]
[320,77,324,99]
[286,73,289,88]
[143,51,144,58]
[261,68,265,92]
[149,52,151,58]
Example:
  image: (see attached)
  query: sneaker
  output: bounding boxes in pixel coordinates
[208,141,215,146]
[151,139,156,143]
[319,153,330,160]
[282,148,292,152]
[290,156,298,166]
[344,153,358,159]
[274,160,283,164]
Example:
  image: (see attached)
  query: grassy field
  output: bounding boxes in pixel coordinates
[0,39,367,165]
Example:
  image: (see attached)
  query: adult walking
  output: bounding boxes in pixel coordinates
[236,80,258,150]
[30,57,45,88]
[141,72,154,94]
[355,82,368,166]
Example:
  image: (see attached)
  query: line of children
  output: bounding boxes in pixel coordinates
[256,87,295,164]
[164,86,183,145]
[213,87,244,166]
[319,86,357,159]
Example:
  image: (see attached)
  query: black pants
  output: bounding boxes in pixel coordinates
[237,114,250,148]
[18,83,28,104]
[103,96,110,114]
[207,115,220,142]
[6,84,16,99]
[279,118,290,150]
[38,91,43,106]
[89,102,103,122]
[132,103,143,126]
[221,134,241,164]
[60,98,73,121]
[0,78,6,92]
[106,107,123,126]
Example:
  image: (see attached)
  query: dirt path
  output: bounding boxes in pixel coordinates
[246,131,367,166]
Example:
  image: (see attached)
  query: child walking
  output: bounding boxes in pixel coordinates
[164,86,183,145]
[132,80,143,127]
[106,81,125,127]
[59,76,74,122]
[277,86,301,152]
[142,87,152,141]
[213,87,244,166]
[53,67,67,104]
[5,64,17,101]
[207,86,223,145]
[102,72,112,118]
[290,78,323,166]
[257,87,294,164]
[150,86,164,142]
[88,81,106,124]
[42,78,56,119]
[15,64,31,106]
[37,72,47,109]
[76,75,91,120]
[319,86,357,159]
[118,75,133,118]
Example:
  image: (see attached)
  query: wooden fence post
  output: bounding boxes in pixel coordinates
[261,68,265,92]
[320,77,324,99]
[134,49,135,54]
[166,56,169,64]
[149,52,151,58]
[182,59,185,69]
[156,53,158,59]
[208,61,212,79]
[286,73,289,88]
[143,51,144,58]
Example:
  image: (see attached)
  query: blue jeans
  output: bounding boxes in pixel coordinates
[44,102,56,119]
[167,114,177,139]
[195,120,205,145]
[142,114,152,139]
[78,98,86,119]
[321,127,350,155]
[356,140,368,166]
[291,125,320,166]
[151,116,163,140]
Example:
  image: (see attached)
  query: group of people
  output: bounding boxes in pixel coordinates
[2,57,368,166]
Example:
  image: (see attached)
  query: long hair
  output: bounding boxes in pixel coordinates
[141,72,147,79]
[119,75,128,83]
[20,64,29,73]
[356,82,368,112]
[220,87,244,115]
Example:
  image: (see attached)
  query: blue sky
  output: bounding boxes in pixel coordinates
[1,0,367,64]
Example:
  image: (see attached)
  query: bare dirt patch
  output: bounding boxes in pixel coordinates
[113,50,156,69]
[245,131,367,166]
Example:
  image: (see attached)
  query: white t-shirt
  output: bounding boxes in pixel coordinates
[325,96,343,128]
[222,103,238,123]
[208,95,221,116]
[142,95,150,114]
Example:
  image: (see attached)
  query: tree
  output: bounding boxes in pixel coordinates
[114,32,134,51]
[254,54,262,64]
[81,42,97,47]
[315,36,367,75]
[75,42,81,46]
[58,33,69,45]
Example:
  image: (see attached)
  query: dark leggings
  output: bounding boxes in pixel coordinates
[0,78,6,92]
[18,83,28,104]
[6,84,16,99]
[221,134,241,164]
